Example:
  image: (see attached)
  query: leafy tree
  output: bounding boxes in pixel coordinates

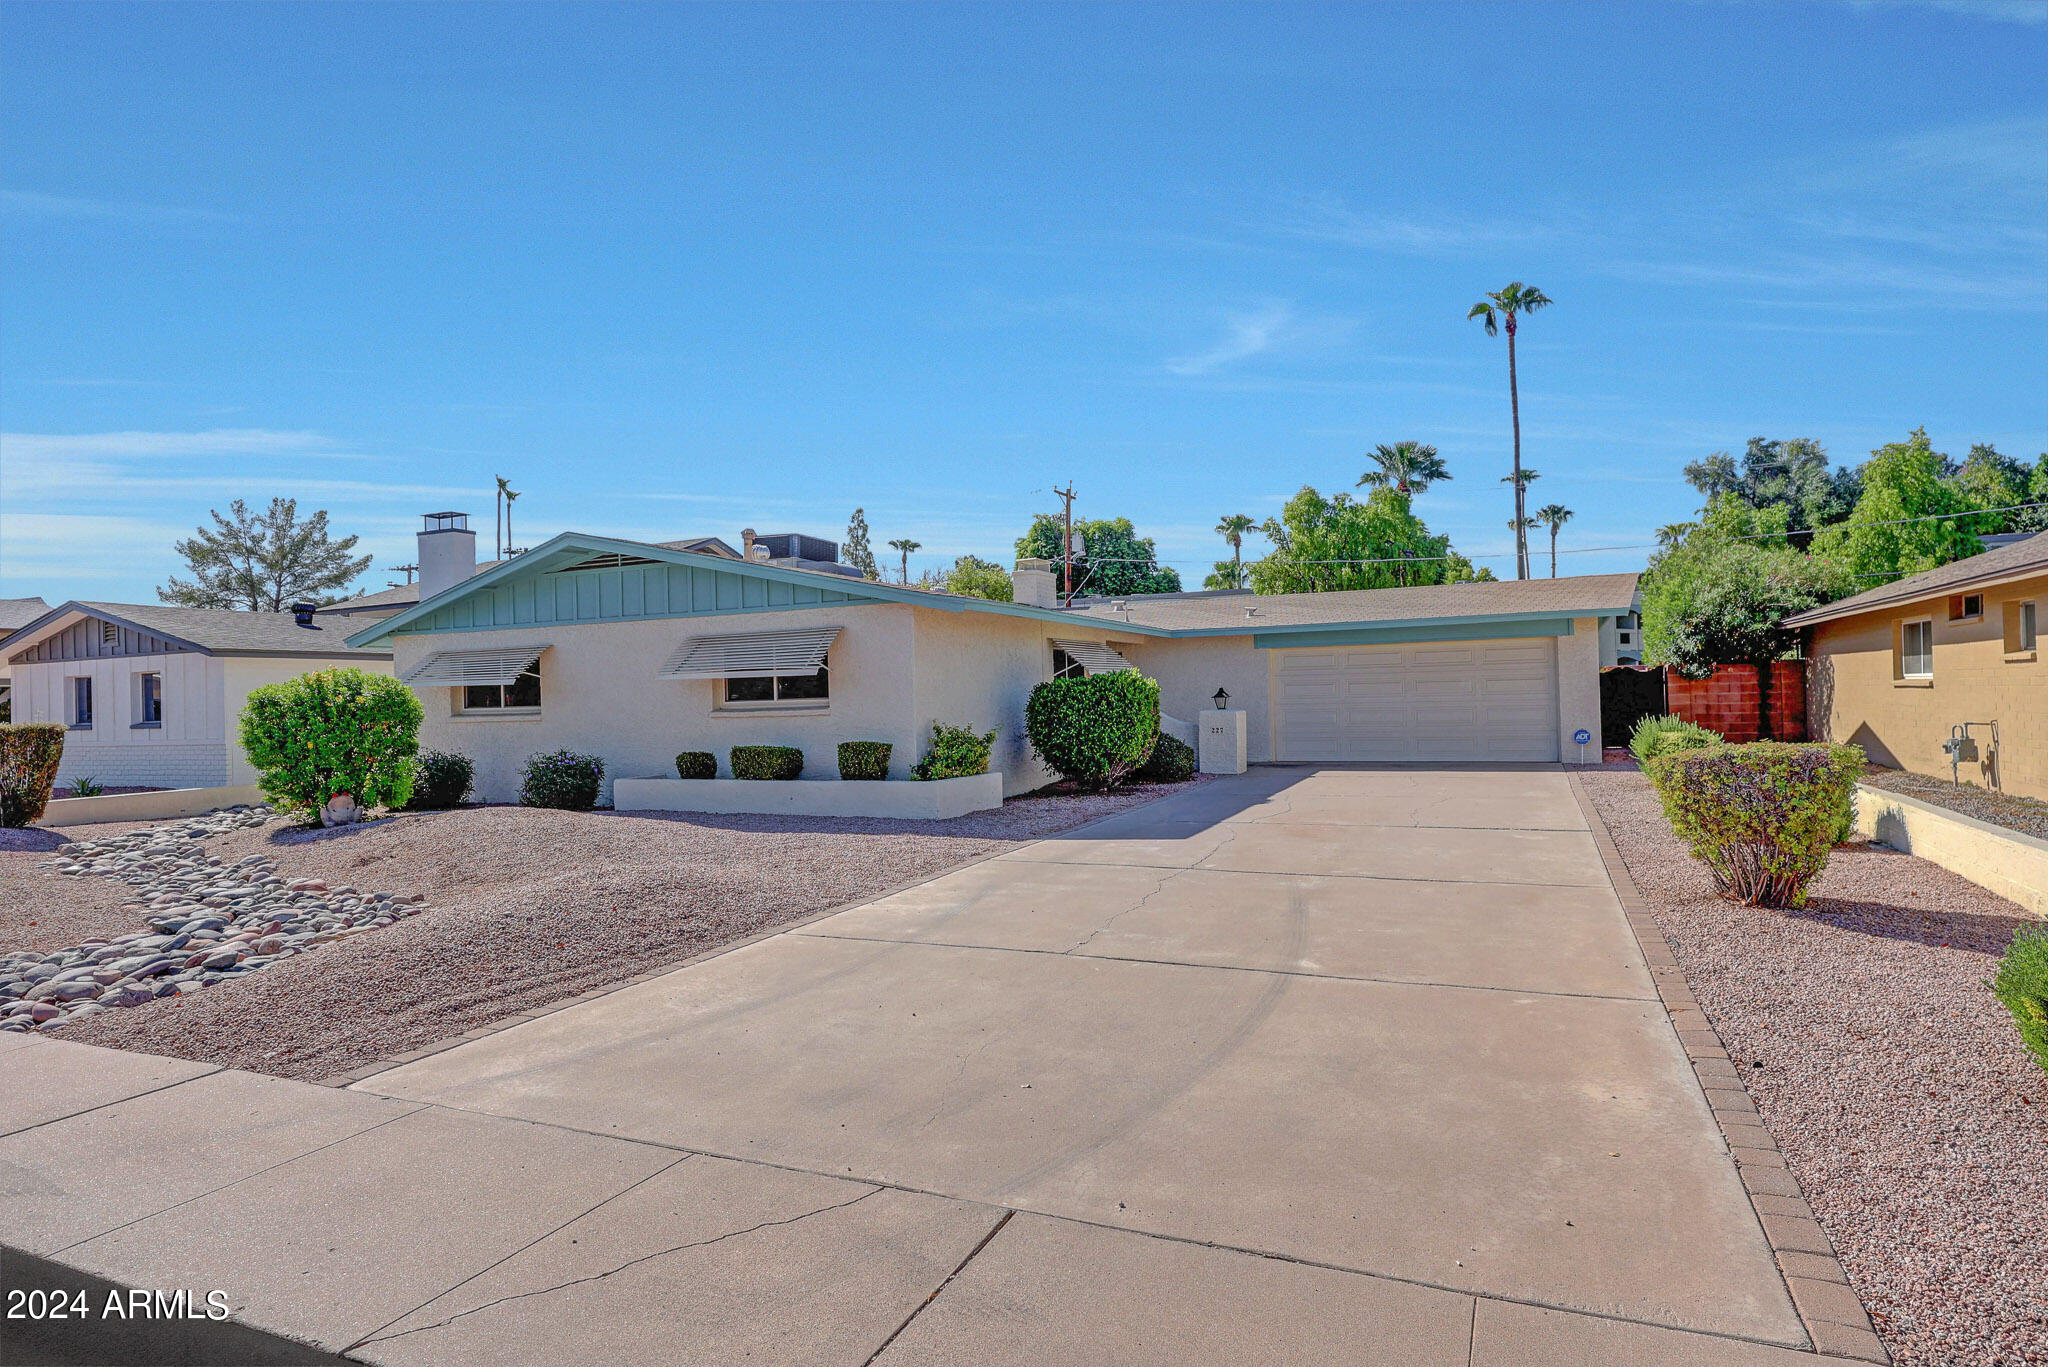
[941,554,1012,601]
[1015,514,1181,598]
[1205,513,1258,590]
[1682,437,1860,540]
[1249,486,1483,594]
[158,498,371,611]
[1357,442,1451,497]
[886,538,921,584]
[1809,429,1979,582]
[1945,444,2048,535]
[1468,281,1553,579]
[1534,503,1574,577]
[844,508,879,579]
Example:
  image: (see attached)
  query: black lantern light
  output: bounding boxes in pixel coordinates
[1212,687,1231,710]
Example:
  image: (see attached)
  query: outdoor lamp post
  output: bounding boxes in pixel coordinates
[1212,687,1230,710]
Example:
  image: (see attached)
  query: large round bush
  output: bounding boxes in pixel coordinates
[239,668,423,820]
[1025,671,1160,790]
[1645,741,1862,908]
[521,750,605,810]
[0,722,67,828]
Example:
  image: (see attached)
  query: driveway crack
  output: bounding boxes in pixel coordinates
[1068,869,1185,955]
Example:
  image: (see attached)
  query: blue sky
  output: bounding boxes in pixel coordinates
[3,0,2043,603]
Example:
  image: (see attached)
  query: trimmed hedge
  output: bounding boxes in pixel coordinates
[838,741,892,781]
[0,722,66,828]
[1645,742,1863,908]
[408,749,474,809]
[1135,732,1196,784]
[520,750,604,810]
[239,667,423,820]
[1025,671,1159,791]
[1629,714,1723,766]
[910,722,996,781]
[674,751,717,780]
[1991,924,2048,1076]
[731,745,804,781]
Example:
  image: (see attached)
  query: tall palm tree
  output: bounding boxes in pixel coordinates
[887,538,921,584]
[1535,503,1573,577]
[493,475,512,558]
[1213,513,1256,588]
[1656,522,1697,548]
[1356,442,1451,497]
[502,487,520,557]
[1468,282,1554,579]
[1506,515,1537,570]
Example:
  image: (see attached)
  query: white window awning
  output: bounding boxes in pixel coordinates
[658,625,842,681]
[1051,639,1137,674]
[401,645,549,686]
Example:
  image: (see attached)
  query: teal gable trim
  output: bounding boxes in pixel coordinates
[1251,617,1574,649]
[397,559,868,637]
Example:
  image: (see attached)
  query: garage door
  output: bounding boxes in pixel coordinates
[1271,638,1559,762]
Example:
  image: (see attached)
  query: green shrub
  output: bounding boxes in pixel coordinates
[1134,732,1196,784]
[0,722,66,828]
[910,722,997,781]
[1629,714,1723,767]
[674,750,717,780]
[837,741,892,781]
[731,745,804,781]
[71,774,106,799]
[520,749,605,810]
[408,749,474,809]
[1991,924,2048,1076]
[1645,742,1864,908]
[239,668,423,820]
[1025,671,1159,790]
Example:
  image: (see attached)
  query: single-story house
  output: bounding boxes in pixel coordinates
[0,596,51,719]
[0,601,394,790]
[344,514,1639,803]
[1785,531,2046,800]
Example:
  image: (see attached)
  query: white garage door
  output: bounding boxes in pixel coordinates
[1271,638,1559,762]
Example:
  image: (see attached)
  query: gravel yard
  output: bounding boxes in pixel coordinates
[1580,766,2048,1367]
[1861,764,2048,842]
[28,781,1198,1082]
[1,819,174,954]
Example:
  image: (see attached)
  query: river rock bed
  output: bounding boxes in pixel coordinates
[0,806,427,1033]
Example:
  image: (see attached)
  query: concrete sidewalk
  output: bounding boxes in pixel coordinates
[1,767,1869,1365]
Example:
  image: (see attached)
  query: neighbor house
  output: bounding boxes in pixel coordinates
[0,596,51,719]
[0,601,394,790]
[344,511,1638,803]
[1785,531,2046,800]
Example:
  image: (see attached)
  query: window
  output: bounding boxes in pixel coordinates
[461,661,541,713]
[1948,592,1984,621]
[2007,599,2038,657]
[1050,648,1087,681]
[1900,619,1934,679]
[721,667,829,706]
[70,677,93,729]
[2025,602,2039,652]
[134,672,162,727]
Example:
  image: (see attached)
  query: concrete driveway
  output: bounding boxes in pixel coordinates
[4,766,1830,1366]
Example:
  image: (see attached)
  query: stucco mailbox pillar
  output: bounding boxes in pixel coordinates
[1197,709,1248,775]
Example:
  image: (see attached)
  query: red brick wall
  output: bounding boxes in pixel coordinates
[1665,662,1806,743]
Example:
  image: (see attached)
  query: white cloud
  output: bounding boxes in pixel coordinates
[1165,305,1296,376]
[0,189,230,224]
[0,429,368,495]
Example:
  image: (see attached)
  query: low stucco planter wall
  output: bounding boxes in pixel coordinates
[1854,782,2048,918]
[41,784,266,827]
[612,771,1004,821]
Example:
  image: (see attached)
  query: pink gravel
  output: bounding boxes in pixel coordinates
[1580,766,2048,1367]
[49,781,1202,1083]
[1,818,184,953]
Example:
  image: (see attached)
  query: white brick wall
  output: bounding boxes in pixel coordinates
[55,741,228,790]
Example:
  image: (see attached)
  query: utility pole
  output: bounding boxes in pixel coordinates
[1052,483,1077,606]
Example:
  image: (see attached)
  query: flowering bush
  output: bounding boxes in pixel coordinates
[239,668,422,821]
[0,722,66,827]
[520,749,605,810]
[910,723,996,781]
[1645,742,1863,908]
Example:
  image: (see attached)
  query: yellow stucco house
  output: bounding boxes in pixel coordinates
[1786,532,2047,800]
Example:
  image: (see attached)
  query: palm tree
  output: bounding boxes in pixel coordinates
[502,487,520,557]
[1535,503,1573,577]
[1357,442,1452,497]
[887,538,921,584]
[1212,513,1256,589]
[493,475,512,558]
[1469,282,1554,579]
[1656,522,1697,549]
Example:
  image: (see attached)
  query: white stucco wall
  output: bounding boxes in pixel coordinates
[907,609,1092,794]
[219,656,395,785]
[1558,618,1602,763]
[1117,634,1277,763]
[14,652,228,788]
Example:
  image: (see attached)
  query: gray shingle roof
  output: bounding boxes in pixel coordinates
[0,598,50,633]
[1063,573,1641,632]
[66,602,392,656]
[1781,532,2048,628]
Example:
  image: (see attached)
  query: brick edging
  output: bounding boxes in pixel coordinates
[1565,771,1890,1365]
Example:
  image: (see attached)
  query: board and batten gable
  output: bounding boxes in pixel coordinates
[9,618,195,664]
[397,554,864,636]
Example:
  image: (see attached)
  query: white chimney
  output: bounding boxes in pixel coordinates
[1012,557,1057,608]
[417,512,478,601]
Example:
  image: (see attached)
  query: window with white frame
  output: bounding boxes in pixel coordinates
[69,676,93,729]
[1899,619,1934,678]
[460,660,541,713]
[721,665,829,706]
[2007,599,2038,656]
[134,672,162,727]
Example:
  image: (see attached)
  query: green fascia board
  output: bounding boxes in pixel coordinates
[1249,615,1584,649]
[1170,605,1630,642]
